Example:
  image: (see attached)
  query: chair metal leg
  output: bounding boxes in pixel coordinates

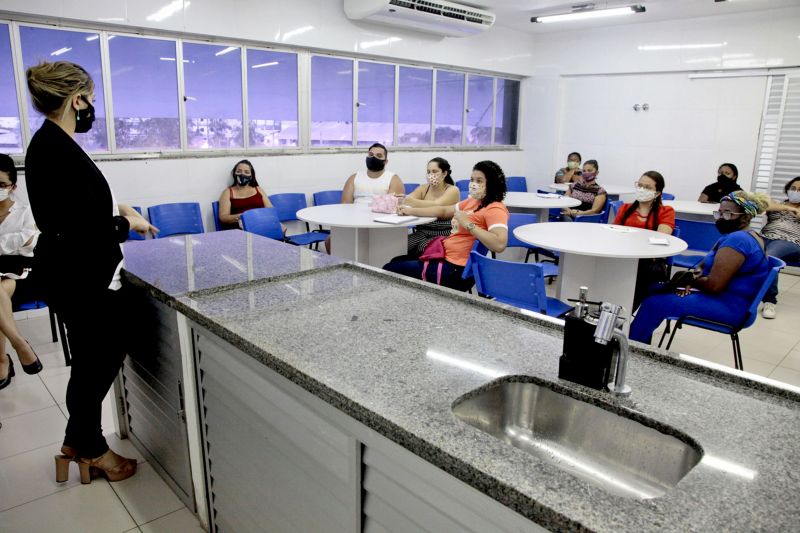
[665,321,680,350]
[524,249,532,264]
[57,317,71,366]
[48,307,58,343]
[732,333,743,370]
[658,320,672,348]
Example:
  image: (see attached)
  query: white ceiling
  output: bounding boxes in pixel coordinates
[460,0,798,33]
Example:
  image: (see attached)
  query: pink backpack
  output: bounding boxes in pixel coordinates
[419,236,447,285]
[369,194,400,213]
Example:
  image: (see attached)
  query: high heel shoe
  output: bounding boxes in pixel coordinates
[21,341,42,375]
[54,445,79,483]
[0,355,14,390]
[77,449,137,484]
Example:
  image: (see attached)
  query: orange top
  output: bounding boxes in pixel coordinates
[614,203,675,230]
[443,198,509,266]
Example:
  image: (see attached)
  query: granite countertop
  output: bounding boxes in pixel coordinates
[123,234,800,532]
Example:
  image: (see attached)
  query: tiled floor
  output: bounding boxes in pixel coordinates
[2,275,799,531]
[0,310,204,533]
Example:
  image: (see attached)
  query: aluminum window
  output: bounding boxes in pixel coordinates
[434,70,465,145]
[310,55,353,147]
[398,66,432,145]
[0,23,21,153]
[247,49,299,148]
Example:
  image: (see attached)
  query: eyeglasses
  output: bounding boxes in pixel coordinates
[712,210,743,221]
[0,183,13,190]
[633,181,656,191]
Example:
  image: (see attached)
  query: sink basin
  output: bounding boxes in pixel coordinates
[452,378,702,500]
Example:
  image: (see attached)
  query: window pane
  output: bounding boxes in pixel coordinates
[247,49,298,148]
[19,26,108,151]
[183,42,243,150]
[311,56,353,146]
[398,67,431,145]
[109,35,180,151]
[495,78,519,145]
[434,70,464,145]
[0,24,21,153]
[466,74,493,145]
[357,61,394,147]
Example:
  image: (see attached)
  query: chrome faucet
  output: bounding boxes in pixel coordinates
[593,303,632,397]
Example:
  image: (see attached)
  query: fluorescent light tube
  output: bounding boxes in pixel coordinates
[251,61,279,69]
[532,5,644,23]
[215,46,237,57]
[50,47,72,56]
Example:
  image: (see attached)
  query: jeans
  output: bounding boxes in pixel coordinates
[383,256,473,292]
[762,239,800,304]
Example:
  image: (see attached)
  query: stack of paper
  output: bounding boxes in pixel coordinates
[374,214,419,225]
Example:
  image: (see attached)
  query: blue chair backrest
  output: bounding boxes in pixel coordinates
[506,176,528,192]
[462,240,490,280]
[661,192,675,200]
[240,208,284,241]
[148,202,203,238]
[314,190,342,206]
[404,183,420,195]
[459,190,469,201]
[742,256,786,329]
[268,193,309,223]
[575,211,606,224]
[211,201,222,231]
[607,200,625,223]
[470,251,549,314]
[456,179,470,192]
[665,226,681,267]
[506,213,538,248]
[674,219,720,253]
[127,206,145,241]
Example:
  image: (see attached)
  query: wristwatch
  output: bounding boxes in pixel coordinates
[465,222,476,231]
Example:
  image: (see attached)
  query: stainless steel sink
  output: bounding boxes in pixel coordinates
[452,378,702,500]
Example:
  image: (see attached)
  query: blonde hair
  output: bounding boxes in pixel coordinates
[723,190,771,217]
[26,61,94,117]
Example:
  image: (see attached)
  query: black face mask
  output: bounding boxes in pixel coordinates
[74,95,95,134]
[715,218,743,234]
[717,174,732,184]
[234,174,252,186]
[366,156,385,172]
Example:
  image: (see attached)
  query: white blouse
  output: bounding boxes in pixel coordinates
[0,202,39,257]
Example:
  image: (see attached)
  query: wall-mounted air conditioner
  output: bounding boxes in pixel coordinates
[344,0,495,37]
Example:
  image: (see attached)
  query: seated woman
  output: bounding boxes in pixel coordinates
[554,152,582,184]
[760,176,800,319]
[0,153,43,389]
[562,159,606,221]
[698,163,742,204]
[630,191,771,345]
[383,160,508,291]
[218,159,283,231]
[404,157,461,258]
[614,171,676,310]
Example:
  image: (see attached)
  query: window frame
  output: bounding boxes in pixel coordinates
[354,57,397,148]
[308,53,356,150]
[396,64,435,147]
[0,20,25,154]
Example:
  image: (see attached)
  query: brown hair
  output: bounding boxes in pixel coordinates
[26,61,94,117]
[619,170,666,230]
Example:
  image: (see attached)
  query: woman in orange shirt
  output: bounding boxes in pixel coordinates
[614,170,676,309]
[383,160,509,291]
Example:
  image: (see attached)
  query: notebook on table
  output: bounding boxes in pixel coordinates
[373,214,419,225]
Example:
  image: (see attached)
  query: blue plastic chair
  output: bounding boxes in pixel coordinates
[268,193,328,249]
[240,208,286,242]
[661,193,676,200]
[607,200,625,224]
[313,190,342,206]
[506,213,559,278]
[506,176,528,192]
[658,257,786,370]
[469,251,573,317]
[212,201,223,231]
[459,190,469,201]
[148,203,204,238]
[462,240,490,285]
[404,183,420,195]
[456,179,470,192]
[574,211,607,224]
[127,206,146,241]
[671,219,721,269]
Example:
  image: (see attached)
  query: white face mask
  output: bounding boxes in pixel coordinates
[427,173,440,187]
[788,190,800,204]
[635,187,657,203]
[468,182,486,200]
[0,188,10,202]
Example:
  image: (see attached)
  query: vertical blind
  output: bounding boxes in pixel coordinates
[753,74,800,199]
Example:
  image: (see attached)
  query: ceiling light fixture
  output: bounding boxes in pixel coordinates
[215,46,237,56]
[50,47,72,56]
[639,41,728,51]
[251,61,279,69]
[531,4,645,23]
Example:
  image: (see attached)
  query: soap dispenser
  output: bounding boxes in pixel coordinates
[558,287,616,390]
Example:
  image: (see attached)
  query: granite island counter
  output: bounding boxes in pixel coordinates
[118,230,800,532]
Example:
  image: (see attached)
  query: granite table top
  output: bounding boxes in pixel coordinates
[122,233,800,533]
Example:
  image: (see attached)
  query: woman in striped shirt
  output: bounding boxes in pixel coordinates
[760,176,800,319]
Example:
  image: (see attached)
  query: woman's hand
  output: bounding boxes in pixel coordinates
[127,215,159,236]
[397,205,414,216]
[403,196,422,207]
[453,209,473,229]
[675,286,694,297]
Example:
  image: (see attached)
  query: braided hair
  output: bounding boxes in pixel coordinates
[619,171,665,231]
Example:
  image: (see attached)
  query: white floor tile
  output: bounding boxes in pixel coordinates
[0,377,57,420]
[0,406,66,460]
[16,316,60,347]
[139,508,203,533]
[778,349,800,372]
[706,328,798,365]
[768,366,800,387]
[0,477,136,533]
[737,359,776,378]
[110,463,184,525]
[0,442,81,511]
[41,372,70,405]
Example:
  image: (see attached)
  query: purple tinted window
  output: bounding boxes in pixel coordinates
[398,67,431,145]
[109,35,180,151]
[19,26,108,152]
[0,24,21,153]
[466,74,493,145]
[311,56,353,146]
[434,70,464,145]
[183,42,243,150]
[247,49,298,148]
[495,78,520,145]
[357,61,394,147]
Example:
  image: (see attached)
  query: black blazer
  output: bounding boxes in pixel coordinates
[25,120,130,304]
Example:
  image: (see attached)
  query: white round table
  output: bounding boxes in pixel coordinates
[664,200,718,221]
[514,223,688,330]
[297,204,434,267]
[504,192,580,222]
[549,182,637,199]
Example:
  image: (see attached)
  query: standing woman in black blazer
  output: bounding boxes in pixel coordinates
[25,61,156,483]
